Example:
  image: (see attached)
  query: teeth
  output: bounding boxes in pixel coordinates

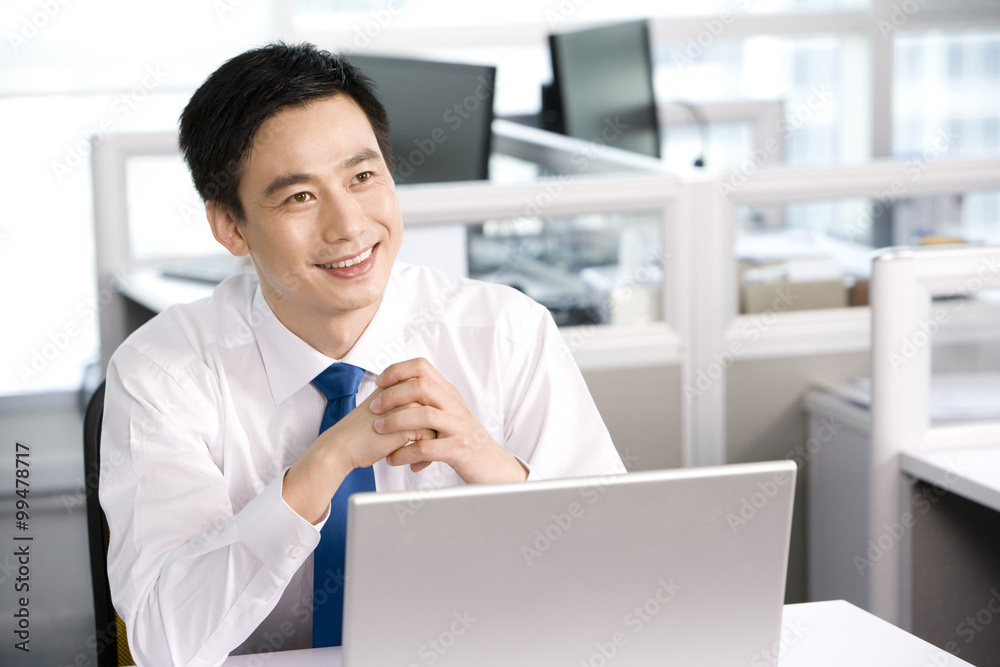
[320,246,373,269]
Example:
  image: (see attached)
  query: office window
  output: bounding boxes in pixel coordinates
[890,31,1000,285]
[654,35,857,169]
[0,91,208,395]
[1,96,104,393]
[294,0,869,26]
[962,191,1000,244]
[0,0,277,395]
[985,118,1000,152]
[126,156,223,261]
[947,42,964,78]
[298,0,396,11]
[894,31,1000,159]
[899,40,924,81]
[760,0,869,8]
[986,40,1000,75]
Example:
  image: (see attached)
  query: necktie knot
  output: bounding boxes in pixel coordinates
[311,363,364,401]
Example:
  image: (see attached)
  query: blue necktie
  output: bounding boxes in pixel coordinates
[311,362,371,648]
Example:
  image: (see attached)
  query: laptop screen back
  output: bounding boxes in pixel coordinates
[342,460,796,666]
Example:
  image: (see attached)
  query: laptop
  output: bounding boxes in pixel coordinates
[342,460,796,666]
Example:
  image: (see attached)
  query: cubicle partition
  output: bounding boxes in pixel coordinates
[706,160,1000,609]
[870,246,1000,640]
[695,159,1000,464]
[803,242,1000,662]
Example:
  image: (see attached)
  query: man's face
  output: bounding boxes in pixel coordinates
[217,94,402,335]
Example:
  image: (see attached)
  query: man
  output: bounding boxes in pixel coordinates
[100,42,623,666]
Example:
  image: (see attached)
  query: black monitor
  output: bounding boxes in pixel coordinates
[544,20,661,158]
[347,54,496,185]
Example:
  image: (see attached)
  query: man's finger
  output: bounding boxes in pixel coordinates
[375,357,441,388]
[374,404,445,437]
[371,377,450,415]
[386,438,442,468]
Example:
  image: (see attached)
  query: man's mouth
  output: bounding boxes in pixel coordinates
[317,245,375,269]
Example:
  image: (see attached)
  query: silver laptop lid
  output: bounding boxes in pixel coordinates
[342,460,796,667]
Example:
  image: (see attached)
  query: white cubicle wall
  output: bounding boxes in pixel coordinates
[869,246,1000,628]
[702,160,1000,606]
[695,159,1000,468]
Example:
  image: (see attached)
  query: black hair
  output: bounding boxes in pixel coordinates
[178,41,394,223]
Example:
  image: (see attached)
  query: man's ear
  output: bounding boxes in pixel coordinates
[206,201,250,257]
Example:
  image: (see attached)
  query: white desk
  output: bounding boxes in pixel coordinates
[117,267,216,313]
[900,443,1000,664]
[901,445,1000,513]
[222,600,973,667]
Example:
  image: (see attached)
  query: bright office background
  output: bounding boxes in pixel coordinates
[1,0,998,397]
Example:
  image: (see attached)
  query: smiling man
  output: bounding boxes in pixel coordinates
[99,42,623,666]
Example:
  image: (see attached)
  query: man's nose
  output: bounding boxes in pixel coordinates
[319,192,365,241]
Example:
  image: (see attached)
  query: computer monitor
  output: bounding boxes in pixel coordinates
[544,20,661,158]
[347,54,496,185]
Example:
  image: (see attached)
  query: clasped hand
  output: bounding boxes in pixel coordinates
[363,357,526,485]
[285,358,526,525]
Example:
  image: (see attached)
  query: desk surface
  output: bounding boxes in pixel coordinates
[222,600,972,667]
[119,267,216,313]
[901,445,1000,513]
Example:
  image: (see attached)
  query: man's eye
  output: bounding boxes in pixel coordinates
[290,192,311,203]
[355,171,374,183]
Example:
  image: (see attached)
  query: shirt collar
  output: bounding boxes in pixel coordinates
[252,268,407,405]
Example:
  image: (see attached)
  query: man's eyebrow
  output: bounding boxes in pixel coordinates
[342,149,381,169]
[262,173,314,200]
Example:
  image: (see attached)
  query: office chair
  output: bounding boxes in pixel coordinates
[84,381,136,667]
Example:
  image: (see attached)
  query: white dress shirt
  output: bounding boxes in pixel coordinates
[100,262,623,667]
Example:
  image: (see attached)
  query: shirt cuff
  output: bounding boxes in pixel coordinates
[235,471,323,581]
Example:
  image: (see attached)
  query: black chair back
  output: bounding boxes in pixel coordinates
[84,381,131,666]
